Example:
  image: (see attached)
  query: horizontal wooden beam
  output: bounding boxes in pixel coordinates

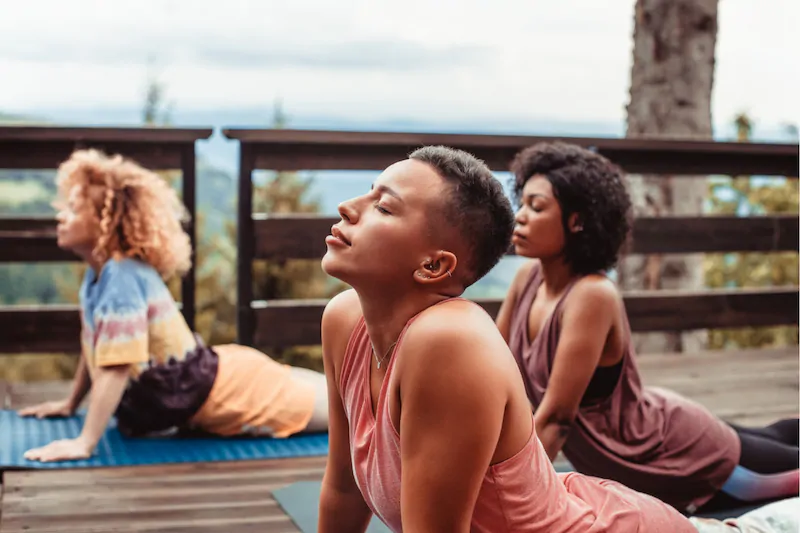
[0,127,211,170]
[251,287,800,348]
[223,129,799,176]
[0,217,55,233]
[252,214,800,260]
[0,141,189,169]
[2,287,796,354]
[0,126,213,143]
[630,215,799,254]
[0,234,80,262]
[0,305,82,354]
[0,218,79,262]
[16,214,792,264]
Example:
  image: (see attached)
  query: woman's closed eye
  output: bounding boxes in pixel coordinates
[524,201,543,213]
[374,202,392,215]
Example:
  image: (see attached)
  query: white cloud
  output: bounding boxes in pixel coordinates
[0,0,796,129]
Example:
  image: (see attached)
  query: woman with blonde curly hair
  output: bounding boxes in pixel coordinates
[19,149,328,463]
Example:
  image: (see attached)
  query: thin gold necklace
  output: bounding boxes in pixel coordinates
[372,340,399,369]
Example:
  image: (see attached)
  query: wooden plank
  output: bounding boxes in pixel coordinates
[0,141,185,170]
[222,128,799,175]
[6,456,327,487]
[0,234,79,262]
[0,127,213,144]
[1,457,319,533]
[5,381,76,410]
[622,287,799,332]
[0,305,81,354]
[0,218,55,233]
[253,214,334,260]
[0,127,211,170]
[252,288,800,347]
[629,215,799,254]
[252,214,800,260]
[639,346,798,427]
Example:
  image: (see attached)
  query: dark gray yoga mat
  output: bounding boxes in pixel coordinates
[273,477,770,530]
[273,480,392,533]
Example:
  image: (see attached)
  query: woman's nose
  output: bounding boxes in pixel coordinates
[514,207,527,225]
[337,198,358,224]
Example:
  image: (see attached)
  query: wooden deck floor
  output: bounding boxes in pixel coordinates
[1,346,797,532]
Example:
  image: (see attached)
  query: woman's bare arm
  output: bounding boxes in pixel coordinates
[23,363,128,462]
[495,260,537,342]
[534,279,619,460]
[399,307,513,533]
[318,291,373,533]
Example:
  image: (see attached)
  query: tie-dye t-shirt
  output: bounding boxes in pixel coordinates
[79,258,198,378]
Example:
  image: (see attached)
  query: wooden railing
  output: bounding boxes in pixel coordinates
[0,126,212,353]
[223,129,799,349]
[0,127,796,354]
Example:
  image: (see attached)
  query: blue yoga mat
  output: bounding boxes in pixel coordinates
[0,409,328,470]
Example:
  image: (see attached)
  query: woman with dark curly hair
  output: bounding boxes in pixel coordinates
[495,141,799,516]
[18,149,328,463]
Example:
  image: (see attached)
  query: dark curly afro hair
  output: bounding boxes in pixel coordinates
[509,142,632,275]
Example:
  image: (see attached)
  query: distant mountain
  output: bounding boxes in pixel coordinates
[0,111,52,126]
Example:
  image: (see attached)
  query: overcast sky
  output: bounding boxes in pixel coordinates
[0,0,797,131]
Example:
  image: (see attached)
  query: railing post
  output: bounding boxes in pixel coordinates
[180,142,197,331]
[236,143,255,346]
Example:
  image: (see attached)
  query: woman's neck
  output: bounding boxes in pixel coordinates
[356,286,449,359]
[74,247,104,278]
[538,257,577,296]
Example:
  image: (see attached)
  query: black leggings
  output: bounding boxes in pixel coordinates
[732,419,799,474]
[697,418,799,513]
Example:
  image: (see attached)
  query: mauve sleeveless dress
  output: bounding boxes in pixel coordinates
[507,263,740,513]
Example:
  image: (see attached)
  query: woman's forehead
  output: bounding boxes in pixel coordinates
[67,184,103,211]
[523,174,553,196]
[376,159,448,200]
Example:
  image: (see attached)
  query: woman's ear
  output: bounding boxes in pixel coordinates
[413,250,458,283]
[568,212,584,233]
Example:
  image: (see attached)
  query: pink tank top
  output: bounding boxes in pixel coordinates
[508,264,740,513]
[339,305,697,533]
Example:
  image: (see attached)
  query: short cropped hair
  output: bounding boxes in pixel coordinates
[410,145,514,285]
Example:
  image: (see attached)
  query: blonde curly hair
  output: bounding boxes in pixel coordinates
[55,148,192,280]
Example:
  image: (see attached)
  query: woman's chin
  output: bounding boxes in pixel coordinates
[512,243,534,258]
[321,254,351,282]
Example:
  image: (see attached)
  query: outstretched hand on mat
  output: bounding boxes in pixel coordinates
[19,365,127,463]
[23,437,93,462]
[18,399,75,419]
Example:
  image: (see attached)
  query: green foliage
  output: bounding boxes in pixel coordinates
[703,113,799,349]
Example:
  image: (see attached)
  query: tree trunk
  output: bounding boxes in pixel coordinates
[621,0,719,354]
